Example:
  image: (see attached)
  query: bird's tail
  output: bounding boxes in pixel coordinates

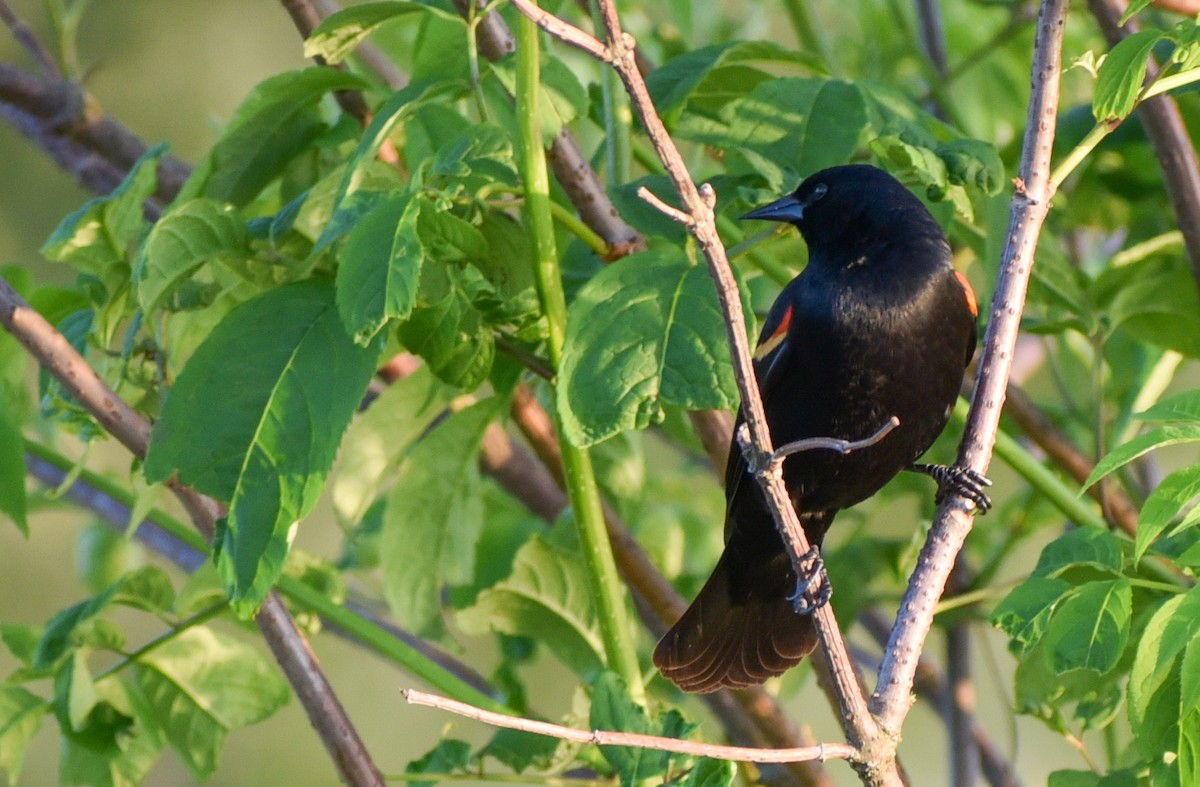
[652,550,818,693]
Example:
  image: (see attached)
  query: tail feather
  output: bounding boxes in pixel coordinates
[653,551,818,693]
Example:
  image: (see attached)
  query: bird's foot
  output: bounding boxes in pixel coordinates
[786,546,832,615]
[911,463,993,513]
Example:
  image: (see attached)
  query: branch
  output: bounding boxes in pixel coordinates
[403,689,860,765]
[0,275,385,787]
[0,0,60,78]
[0,62,190,205]
[509,0,888,781]
[871,0,1069,733]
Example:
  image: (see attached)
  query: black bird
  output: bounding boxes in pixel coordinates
[653,164,989,693]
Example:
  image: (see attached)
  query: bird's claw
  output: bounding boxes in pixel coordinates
[786,546,832,615]
[915,463,993,513]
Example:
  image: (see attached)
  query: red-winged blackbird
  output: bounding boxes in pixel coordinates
[653,164,989,694]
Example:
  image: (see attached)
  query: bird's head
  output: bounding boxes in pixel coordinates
[742,164,946,272]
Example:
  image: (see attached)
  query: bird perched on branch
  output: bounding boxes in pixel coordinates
[653,164,990,693]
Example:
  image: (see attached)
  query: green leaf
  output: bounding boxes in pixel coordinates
[458,536,604,675]
[936,138,1006,195]
[682,758,737,787]
[134,199,247,313]
[991,576,1073,654]
[558,248,738,447]
[481,728,561,774]
[1032,527,1124,578]
[145,280,381,613]
[1119,0,1155,23]
[1108,264,1200,357]
[1085,424,1200,489]
[590,672,693,784]
[315,79,463,253]
[0,406,26,536]
[332,364,453,525]
[303,1,456,63]
[335,190,423,343]
[487,54,588,142]
[1094,30,1164,121]
[34,585,122,669]
[396,267,495,390]
[42,144,165,284]
[417,202,487,262]
[380,401,494,636]
[405,739,473,787]
[0,685,48,782]
[1042,579,1131,674]
[1129,585,1200,764]
[646,41,822,125]
[58,674,160,787]
[1137,464,1200,560]
[132,627,290,780]
[188,68,367,206]
[1139,390,1200,423]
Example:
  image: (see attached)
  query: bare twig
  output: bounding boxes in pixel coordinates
[0,275,385,787]
[0,0,61,78]
[403,689,860,764]
[871,0,1069,733]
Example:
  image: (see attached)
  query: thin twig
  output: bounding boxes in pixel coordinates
[0,274,385,787]
[403,689,860,764]
[871,0,1069,733]
[0,0,61,78]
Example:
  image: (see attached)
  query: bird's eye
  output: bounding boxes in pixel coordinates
[809,183,828,202]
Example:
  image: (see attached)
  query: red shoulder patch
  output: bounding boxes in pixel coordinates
[754,305,792,361]
[954,271,978,318]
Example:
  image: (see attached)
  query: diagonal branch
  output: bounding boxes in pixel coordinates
[0,275,385,787]
[871,0,1069,733]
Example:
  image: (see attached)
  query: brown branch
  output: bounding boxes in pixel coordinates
[0,275,385,787]
[871,0,1069,735]
[403,689,860,764]
[0,0,60,78]
[0,62,190,205]
[688,409,734,473]
[1087,0,1200,290]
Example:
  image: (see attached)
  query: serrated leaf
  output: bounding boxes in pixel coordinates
[487,55,588,142]
[936,138,1006,195]
[1139,390,1200,423]
[458,536,604,675]
[336,190,423,343]
[315,79,463,253]
[303,1,456,63]
[1094,30,1164,121]
[0,685,48,782]
[647,41,823,125]
[144,280,381,613]
[992,576,1073,654]
[683,758,736,787]
[42,144,165,284]
[590,672,694,785]
[481,728,561,773]
[1033,527,1124,578]
[558,249,738,447]
[1042,579,1131,674]
[1137,464,1200,561]
[111,566,176,615]
[332,365,453,525]
[0,406,27,536]
[396,269,495,390]
[406,739,473,787]
[1085,424,1200,489]
[132,627,289,780]
[34,585,122,669]
[186,68,367,206]
[134,199,247,313]
[381,401,494,636]
[418,203,487,262]
[1130,586,1200,764]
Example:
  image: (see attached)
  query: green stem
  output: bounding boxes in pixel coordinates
[95,602,228,680]
[550,200,609,256]
[781,0,842,78]
[1050,121,1115,190]
[587,1,632,183]
[25,440,507,712]
[717,215,796,285]
[515,8,646,705]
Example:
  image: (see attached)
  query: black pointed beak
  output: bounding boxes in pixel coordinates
[741,194,805,224]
